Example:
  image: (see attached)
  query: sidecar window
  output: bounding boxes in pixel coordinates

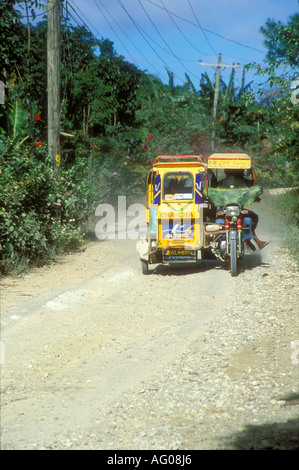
[163,172,194,201]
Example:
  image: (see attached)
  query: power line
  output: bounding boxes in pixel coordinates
[21,0,262,87]
[66,0,100,40]
[159,0,210,56]
[67,0,172,83]
[70,0,101,39]
[93,0,137,65]
[65,0,242,86]
[187,0,217,56]
[138,0,202,81]
[145,0,266,54]
[91,0,201,69]
[116,0,186,84]
[93,0,168,80]
[61,1,169,97]
[112,0,196,65]
[67,0,169,81]
[99,0,196,66]
[16,2,57,19]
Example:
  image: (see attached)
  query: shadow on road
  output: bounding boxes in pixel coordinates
[239,252,271,272]
[224,392,299,449]
[146,251,271,277]
[227,416,299,450]
[150,259,225,276]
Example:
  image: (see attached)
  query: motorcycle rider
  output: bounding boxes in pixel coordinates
[216,168,269,251]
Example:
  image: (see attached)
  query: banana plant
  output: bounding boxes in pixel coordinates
[9,98,29,141]
[0,98,30,156]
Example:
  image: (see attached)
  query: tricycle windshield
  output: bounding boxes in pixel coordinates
[163,172,194,201]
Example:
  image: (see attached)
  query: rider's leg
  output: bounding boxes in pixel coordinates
[247,210,269,250]
[242,216,256,251]
[253,234,269,250]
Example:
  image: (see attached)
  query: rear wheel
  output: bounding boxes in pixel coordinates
[230,238,237,276]
[141,259,149,275]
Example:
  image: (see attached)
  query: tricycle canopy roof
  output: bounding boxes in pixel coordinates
[152,155,205,168]
[208,153,251,170]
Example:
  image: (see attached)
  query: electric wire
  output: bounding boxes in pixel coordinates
[93,0,137,65]
[94,1,173,92]
[116,0,186,84]
[187,0,217,56]
[137,0,202,80]
[66,1,100,41]
[111,0,196,64]
[19,0,268,86]
[67,0,170,81]
[145,0,266,54]
[159,0,210,56]
[63,1,246,84]
[16,2,57,19]
[66,0,170,83]
[69,0,101,39]
[93,0,167,80]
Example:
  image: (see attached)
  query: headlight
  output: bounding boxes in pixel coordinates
[226,206,240,217]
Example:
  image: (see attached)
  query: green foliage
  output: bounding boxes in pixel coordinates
[260,13,299,68]
[263,190,299,265]
[281,188,299,228]
[0,142,97,273]
[0,1,26,78]
[244,13,299,187]
[71,55,140,137]
[1,3,298,273]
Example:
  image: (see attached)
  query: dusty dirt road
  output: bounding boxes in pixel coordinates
[0,198,298,450]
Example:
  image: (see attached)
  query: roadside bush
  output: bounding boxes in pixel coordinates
[0,143,97,274]
[251,147,298,188]
[275,188,299,227]
[0,137,148,274]
[263,188,299,264]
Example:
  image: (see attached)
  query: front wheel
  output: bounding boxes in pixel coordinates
[230,238,238,276]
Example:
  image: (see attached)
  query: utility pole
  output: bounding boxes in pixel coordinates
[47,0,61,172]
[199,53,240,150]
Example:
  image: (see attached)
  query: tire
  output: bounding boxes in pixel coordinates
[141,259,149,275]
[230,237,238,277]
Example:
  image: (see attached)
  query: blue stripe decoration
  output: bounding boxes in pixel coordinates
[153,174,161,204]
[195,173,202,203]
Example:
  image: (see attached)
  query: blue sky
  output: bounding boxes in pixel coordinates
[23,0,298,89]
[63,0,298,89]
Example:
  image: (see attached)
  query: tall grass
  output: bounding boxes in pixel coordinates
[264,188,299,265]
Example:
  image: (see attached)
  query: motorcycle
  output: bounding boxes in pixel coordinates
[208,203,252,276]
[206,153,263,276]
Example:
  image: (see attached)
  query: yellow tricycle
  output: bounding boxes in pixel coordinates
[137,153,263,276]
[136,155,215,274]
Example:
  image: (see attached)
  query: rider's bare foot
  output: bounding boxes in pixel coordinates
[244,240,256,251]
[253,234,270,250]
[257,240,269,250]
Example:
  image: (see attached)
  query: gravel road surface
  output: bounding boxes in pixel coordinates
[1,198,298,450]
